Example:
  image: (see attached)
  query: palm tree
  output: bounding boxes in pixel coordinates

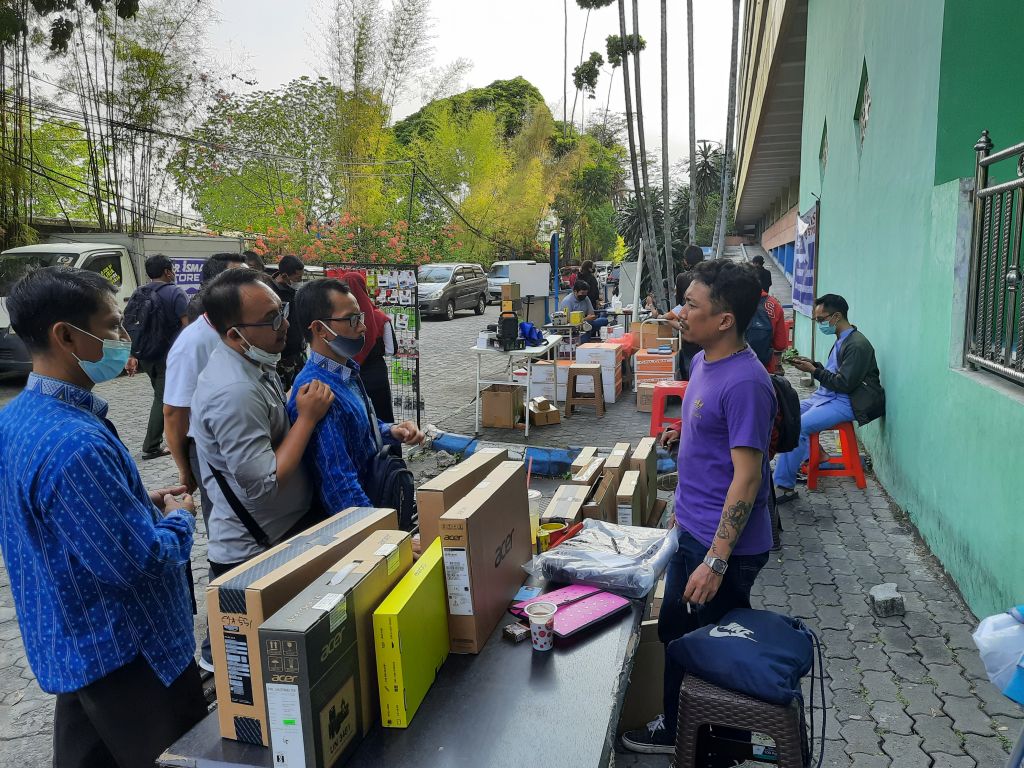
[661,0,673,285]
[686,0,697,245]
[716,0,741,257]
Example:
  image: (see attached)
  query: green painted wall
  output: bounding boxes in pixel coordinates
[796,0,1024,617]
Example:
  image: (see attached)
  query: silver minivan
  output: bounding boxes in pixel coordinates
[418,263,489,320]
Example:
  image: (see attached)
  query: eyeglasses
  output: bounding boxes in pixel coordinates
[236,302,290,331]
[322,312,365,330]
[813,312,836,323]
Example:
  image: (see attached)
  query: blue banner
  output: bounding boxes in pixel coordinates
[792,205,817,317]
[170,257,206,297]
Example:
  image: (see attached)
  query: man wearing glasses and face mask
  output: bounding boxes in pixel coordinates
[191,269,334,579]
[288,278,423,518]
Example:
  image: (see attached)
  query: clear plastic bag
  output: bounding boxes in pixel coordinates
[973,607,1024,691]
[524,519,677,598]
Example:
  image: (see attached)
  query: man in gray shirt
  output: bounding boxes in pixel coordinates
[191,268,333,573]
[560,282,606,342]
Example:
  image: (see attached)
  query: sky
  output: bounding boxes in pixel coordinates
[208,0,736,174]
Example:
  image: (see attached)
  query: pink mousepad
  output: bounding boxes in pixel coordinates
[550,592,630,637]
[511,584,600,618]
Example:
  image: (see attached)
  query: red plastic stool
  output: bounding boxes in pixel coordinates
[649,380,687,437]
[785,318,795,346]
[807,421,866,490]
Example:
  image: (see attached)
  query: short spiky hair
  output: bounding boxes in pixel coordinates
[815,293,849,319]
[203,268,276,334]
[690,259,762,335]
[295,278,351,343]
[8,267,115,352]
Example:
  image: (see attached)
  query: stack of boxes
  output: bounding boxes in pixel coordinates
[574,342,625,404]
[530,359,572,402]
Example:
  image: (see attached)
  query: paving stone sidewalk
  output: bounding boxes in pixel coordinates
[0,289,1020,766]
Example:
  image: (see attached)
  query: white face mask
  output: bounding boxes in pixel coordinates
[232,328,281,366]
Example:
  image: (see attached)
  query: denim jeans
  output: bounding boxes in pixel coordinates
[659,527,769,736]
[772,393,855,489]
[580,316,608,343]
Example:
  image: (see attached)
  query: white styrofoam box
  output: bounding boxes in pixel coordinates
[531,382,567,402]
[556,364,570,385]
[531,362,555,383]
[576,345,621,370]
[573,377,620,404]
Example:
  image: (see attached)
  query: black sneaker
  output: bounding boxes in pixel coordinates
[621,714,675,754]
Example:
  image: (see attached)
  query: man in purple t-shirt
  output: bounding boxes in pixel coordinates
[623,259,776,756]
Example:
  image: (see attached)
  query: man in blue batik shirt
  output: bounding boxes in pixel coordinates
[287,278,423,517]
[0,267,206,768]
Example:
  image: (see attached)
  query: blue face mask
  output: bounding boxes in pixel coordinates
[817,319,837,336]
[319,321,365,360]
[70,325,132,384]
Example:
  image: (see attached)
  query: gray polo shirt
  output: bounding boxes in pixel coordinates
[560,293,594,316]
[191,342,312,564]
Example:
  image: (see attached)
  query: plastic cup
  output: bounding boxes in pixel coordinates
[527,489,542,550]
[525,601,557,651]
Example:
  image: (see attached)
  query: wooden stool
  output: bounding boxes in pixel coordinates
[565,364,605,417]
[807,421,866,490]
[674,674,807,768]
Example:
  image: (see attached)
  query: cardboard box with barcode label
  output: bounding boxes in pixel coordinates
[208,506,397,746]
[616,470,644,526]
[258,531,413,768]
[417,448,508,549]
[439,461,531,654]
[541,483,591,525]
[631,437,659,518]
[636,382,656,412]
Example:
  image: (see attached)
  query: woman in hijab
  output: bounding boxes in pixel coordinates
[340,271,396,422]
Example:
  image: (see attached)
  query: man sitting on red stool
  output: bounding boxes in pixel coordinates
[774,294,885,503]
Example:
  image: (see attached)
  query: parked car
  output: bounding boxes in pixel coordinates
[486,259,551,302]
[417,263,488,320]
[0,243,141,375]
[608,264,621,289]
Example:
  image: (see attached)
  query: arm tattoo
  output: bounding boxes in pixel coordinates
[715,500,753,542]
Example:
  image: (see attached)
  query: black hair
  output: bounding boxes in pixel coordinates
[145,254,174,279]
[683,244,704,268]
[574,281,589,293]
[7,266,115,353]
[675,272,692,307]
[815,293,849,320]
[277,255,305,277]
[203,268,275,334]
[580,259,595,275]
[243,250,265,273]
[295,278,351,343]
[690,259,762,335]
[201,252,246,285]
[751,254,765,266]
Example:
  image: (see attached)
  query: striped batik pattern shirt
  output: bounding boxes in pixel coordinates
[0,373,196,694]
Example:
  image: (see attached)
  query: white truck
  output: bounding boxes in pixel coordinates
[485,259,552,303]
[0,233,244,375]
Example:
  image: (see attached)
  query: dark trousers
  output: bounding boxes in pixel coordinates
[53,656,206,768]
[659,527,768,736]
[139,358,166,454]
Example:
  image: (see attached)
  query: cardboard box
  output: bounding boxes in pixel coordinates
[210,507,398,745]
[646,497,669,529]
[530,360,555,383]
[572,372,622,404]
[569,457,605,492]
[501,282,521,301]
[541,484,591,525]
[373,539,449,728]
[480,384,524,429]
[634,350,676,380]
[632,437,659,515]
[528,397,561,426]
[604,443,633,488]
[617,618,663,736]
[636,382,656,412]
[259,531,413,768]
[500,298,523,313]
[531,381,567,402]
[581,473,617,522]
[576,342,624,371]
[417,448,508,549]
[630,321,675,349]
[440,461,531,654]
[616,470,643,526]
[570,446,598,474]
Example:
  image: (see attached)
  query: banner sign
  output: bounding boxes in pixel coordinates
[792,204,817,317]
[170,257,206,297]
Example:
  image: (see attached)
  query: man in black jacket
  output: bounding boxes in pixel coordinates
[774,294,884,501]
[271,255,308,387]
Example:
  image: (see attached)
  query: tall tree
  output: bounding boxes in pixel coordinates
[686,0,697,244]
[715,0,741,257]
[660,0,672,285]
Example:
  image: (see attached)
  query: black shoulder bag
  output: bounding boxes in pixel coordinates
[352,373,418,531]
[206,463,271,549]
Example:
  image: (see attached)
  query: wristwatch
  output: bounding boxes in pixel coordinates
[703,554,729,575]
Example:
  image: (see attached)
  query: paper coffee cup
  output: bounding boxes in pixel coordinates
[525,601,557,651]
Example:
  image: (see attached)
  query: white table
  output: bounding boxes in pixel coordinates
[471,333,562,437]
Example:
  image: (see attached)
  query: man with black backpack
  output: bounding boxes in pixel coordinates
[745,288,790,374]
[125,255,189,460]
[289,278,424,529]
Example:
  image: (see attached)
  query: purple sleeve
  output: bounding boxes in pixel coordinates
[722,379,775,453]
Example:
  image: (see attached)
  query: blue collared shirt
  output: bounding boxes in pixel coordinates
[0,374,196,694]
[287,352,394,515]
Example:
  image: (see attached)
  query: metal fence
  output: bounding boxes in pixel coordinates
[965,130,1024,385]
